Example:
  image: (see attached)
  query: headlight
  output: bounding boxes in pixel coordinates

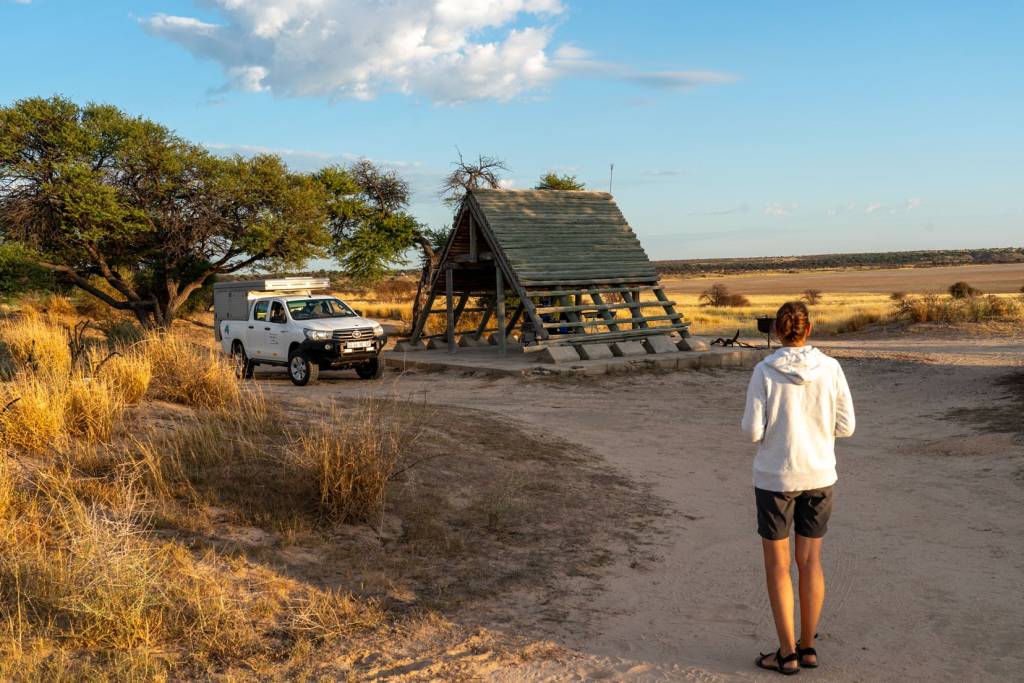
[372,323,384,337]
[304,329,331,340]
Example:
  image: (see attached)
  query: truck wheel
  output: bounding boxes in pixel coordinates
[355,357,383,380]
[231,341,254,379]
[288,350,319,386]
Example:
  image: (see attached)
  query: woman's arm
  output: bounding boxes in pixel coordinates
[741,365,768,442]
[834,363,856,437]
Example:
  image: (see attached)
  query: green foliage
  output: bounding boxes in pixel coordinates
[0,242,54,298]
[0,96,330,326]
[535,172,585,191]
[315,161,422,284]
[948,281,981,299]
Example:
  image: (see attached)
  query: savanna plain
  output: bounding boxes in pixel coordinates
[0,262,1022,681]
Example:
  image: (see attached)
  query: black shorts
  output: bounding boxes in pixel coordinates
[755,486,834,540]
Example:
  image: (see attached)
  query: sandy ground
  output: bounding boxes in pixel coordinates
[256,331,1024,681]
[661,262,1024,295]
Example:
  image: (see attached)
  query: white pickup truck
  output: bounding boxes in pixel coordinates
[213,278,387,385]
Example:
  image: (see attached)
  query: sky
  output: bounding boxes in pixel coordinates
[1,0,1022,261]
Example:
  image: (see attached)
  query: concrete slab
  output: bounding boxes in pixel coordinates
[426,337,450,350]
[576,343,614,360]
[382,343,767,378]
[678,337,710,352]
[610,340,647,357]
[487,333,522,348]
[393,340,425,353]
[458,335,487,348]
[538,345,581,364]
[644,335,678,355]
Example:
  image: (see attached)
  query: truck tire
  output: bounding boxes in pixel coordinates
[355,357,383,380]
[288,350,319,386]
[231,341,254,379]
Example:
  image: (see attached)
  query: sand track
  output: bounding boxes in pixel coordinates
[259,333,1024,681]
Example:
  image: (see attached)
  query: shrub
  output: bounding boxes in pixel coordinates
[699,284,750,307]
[802,289,824,305]
[893,293,1021,324]
[373,278,418,303]
[890,291,907,302]
[948,281,981,299]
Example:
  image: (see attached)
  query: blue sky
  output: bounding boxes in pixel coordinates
[2,0,1021,260]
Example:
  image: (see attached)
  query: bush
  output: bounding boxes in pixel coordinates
[101,320,145,350]
[893,293,1021,324]
[373,278,418,303]
[699,284,751,308]
[948,281,981,299]
[802,289,824,305]
[890,291,907,302]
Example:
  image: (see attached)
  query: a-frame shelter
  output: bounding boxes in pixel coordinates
[408,189,688,353]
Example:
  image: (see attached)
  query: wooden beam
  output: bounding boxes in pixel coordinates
[452,251,494,263]
[468,212,477,261]
[621,289,649,330]
[534,300,675,315]
[590,291,620,332]
[496,266,506,356]
[445,268,455,354]
[473,303,494,340]
[540,314,678,329]
[654,286,685,326]
[505,302,524,337]
[409,290,437,344]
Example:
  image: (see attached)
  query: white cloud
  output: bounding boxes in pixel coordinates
[144,1,735,103]
[764,203,798,216]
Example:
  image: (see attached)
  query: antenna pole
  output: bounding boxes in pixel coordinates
[608,163,614,194]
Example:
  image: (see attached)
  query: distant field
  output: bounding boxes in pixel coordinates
[662,262,1024,295]
[654,247,1024,276]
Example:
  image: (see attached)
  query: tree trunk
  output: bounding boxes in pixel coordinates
[411,235,438,330]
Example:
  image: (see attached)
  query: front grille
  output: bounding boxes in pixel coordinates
[332,327,374,341]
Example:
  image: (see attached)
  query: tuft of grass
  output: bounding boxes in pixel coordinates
[300,401,418,524]
[0,377,67,452]
[145,333,241,410]
[0,314,72,378]
[92,349,152,405]
[893,293,1022,324]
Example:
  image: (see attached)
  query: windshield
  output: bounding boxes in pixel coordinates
[287,298,356,320]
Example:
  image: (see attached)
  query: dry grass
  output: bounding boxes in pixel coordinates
[0,313,72,378]
[145,333,241,410]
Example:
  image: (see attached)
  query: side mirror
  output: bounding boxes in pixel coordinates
[355,309,363,316]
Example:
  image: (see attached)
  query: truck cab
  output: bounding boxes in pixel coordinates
[214,278,387,385]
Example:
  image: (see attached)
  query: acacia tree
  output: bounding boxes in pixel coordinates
[0,96,329,327]
[535,171,585,190]
[439,151,508,206]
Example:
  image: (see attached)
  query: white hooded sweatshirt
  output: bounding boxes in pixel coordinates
[741,346,855,492]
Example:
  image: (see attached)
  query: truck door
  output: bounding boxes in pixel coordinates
[263,300,289,361]
[249,300,269,358]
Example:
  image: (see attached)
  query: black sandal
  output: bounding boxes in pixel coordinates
[796,640,818,668]
[756,648,800,675]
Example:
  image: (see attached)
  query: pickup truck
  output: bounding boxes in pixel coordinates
[217,292,387,385]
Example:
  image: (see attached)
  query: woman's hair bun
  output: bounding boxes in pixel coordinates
[774,301,810,344]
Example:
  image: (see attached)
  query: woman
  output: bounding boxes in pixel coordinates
[741,302,855,675]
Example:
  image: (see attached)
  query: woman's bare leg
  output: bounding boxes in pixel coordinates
[794,534,825,665]
[761,537,798,670]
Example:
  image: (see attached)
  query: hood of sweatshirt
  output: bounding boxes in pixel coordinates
[763,346,828,385]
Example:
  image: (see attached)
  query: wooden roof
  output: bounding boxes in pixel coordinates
[463,189,657,287]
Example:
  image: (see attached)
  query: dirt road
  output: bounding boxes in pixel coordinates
[260,334,1024,681]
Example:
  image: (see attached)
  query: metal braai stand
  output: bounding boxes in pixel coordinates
[756,315,774,350]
